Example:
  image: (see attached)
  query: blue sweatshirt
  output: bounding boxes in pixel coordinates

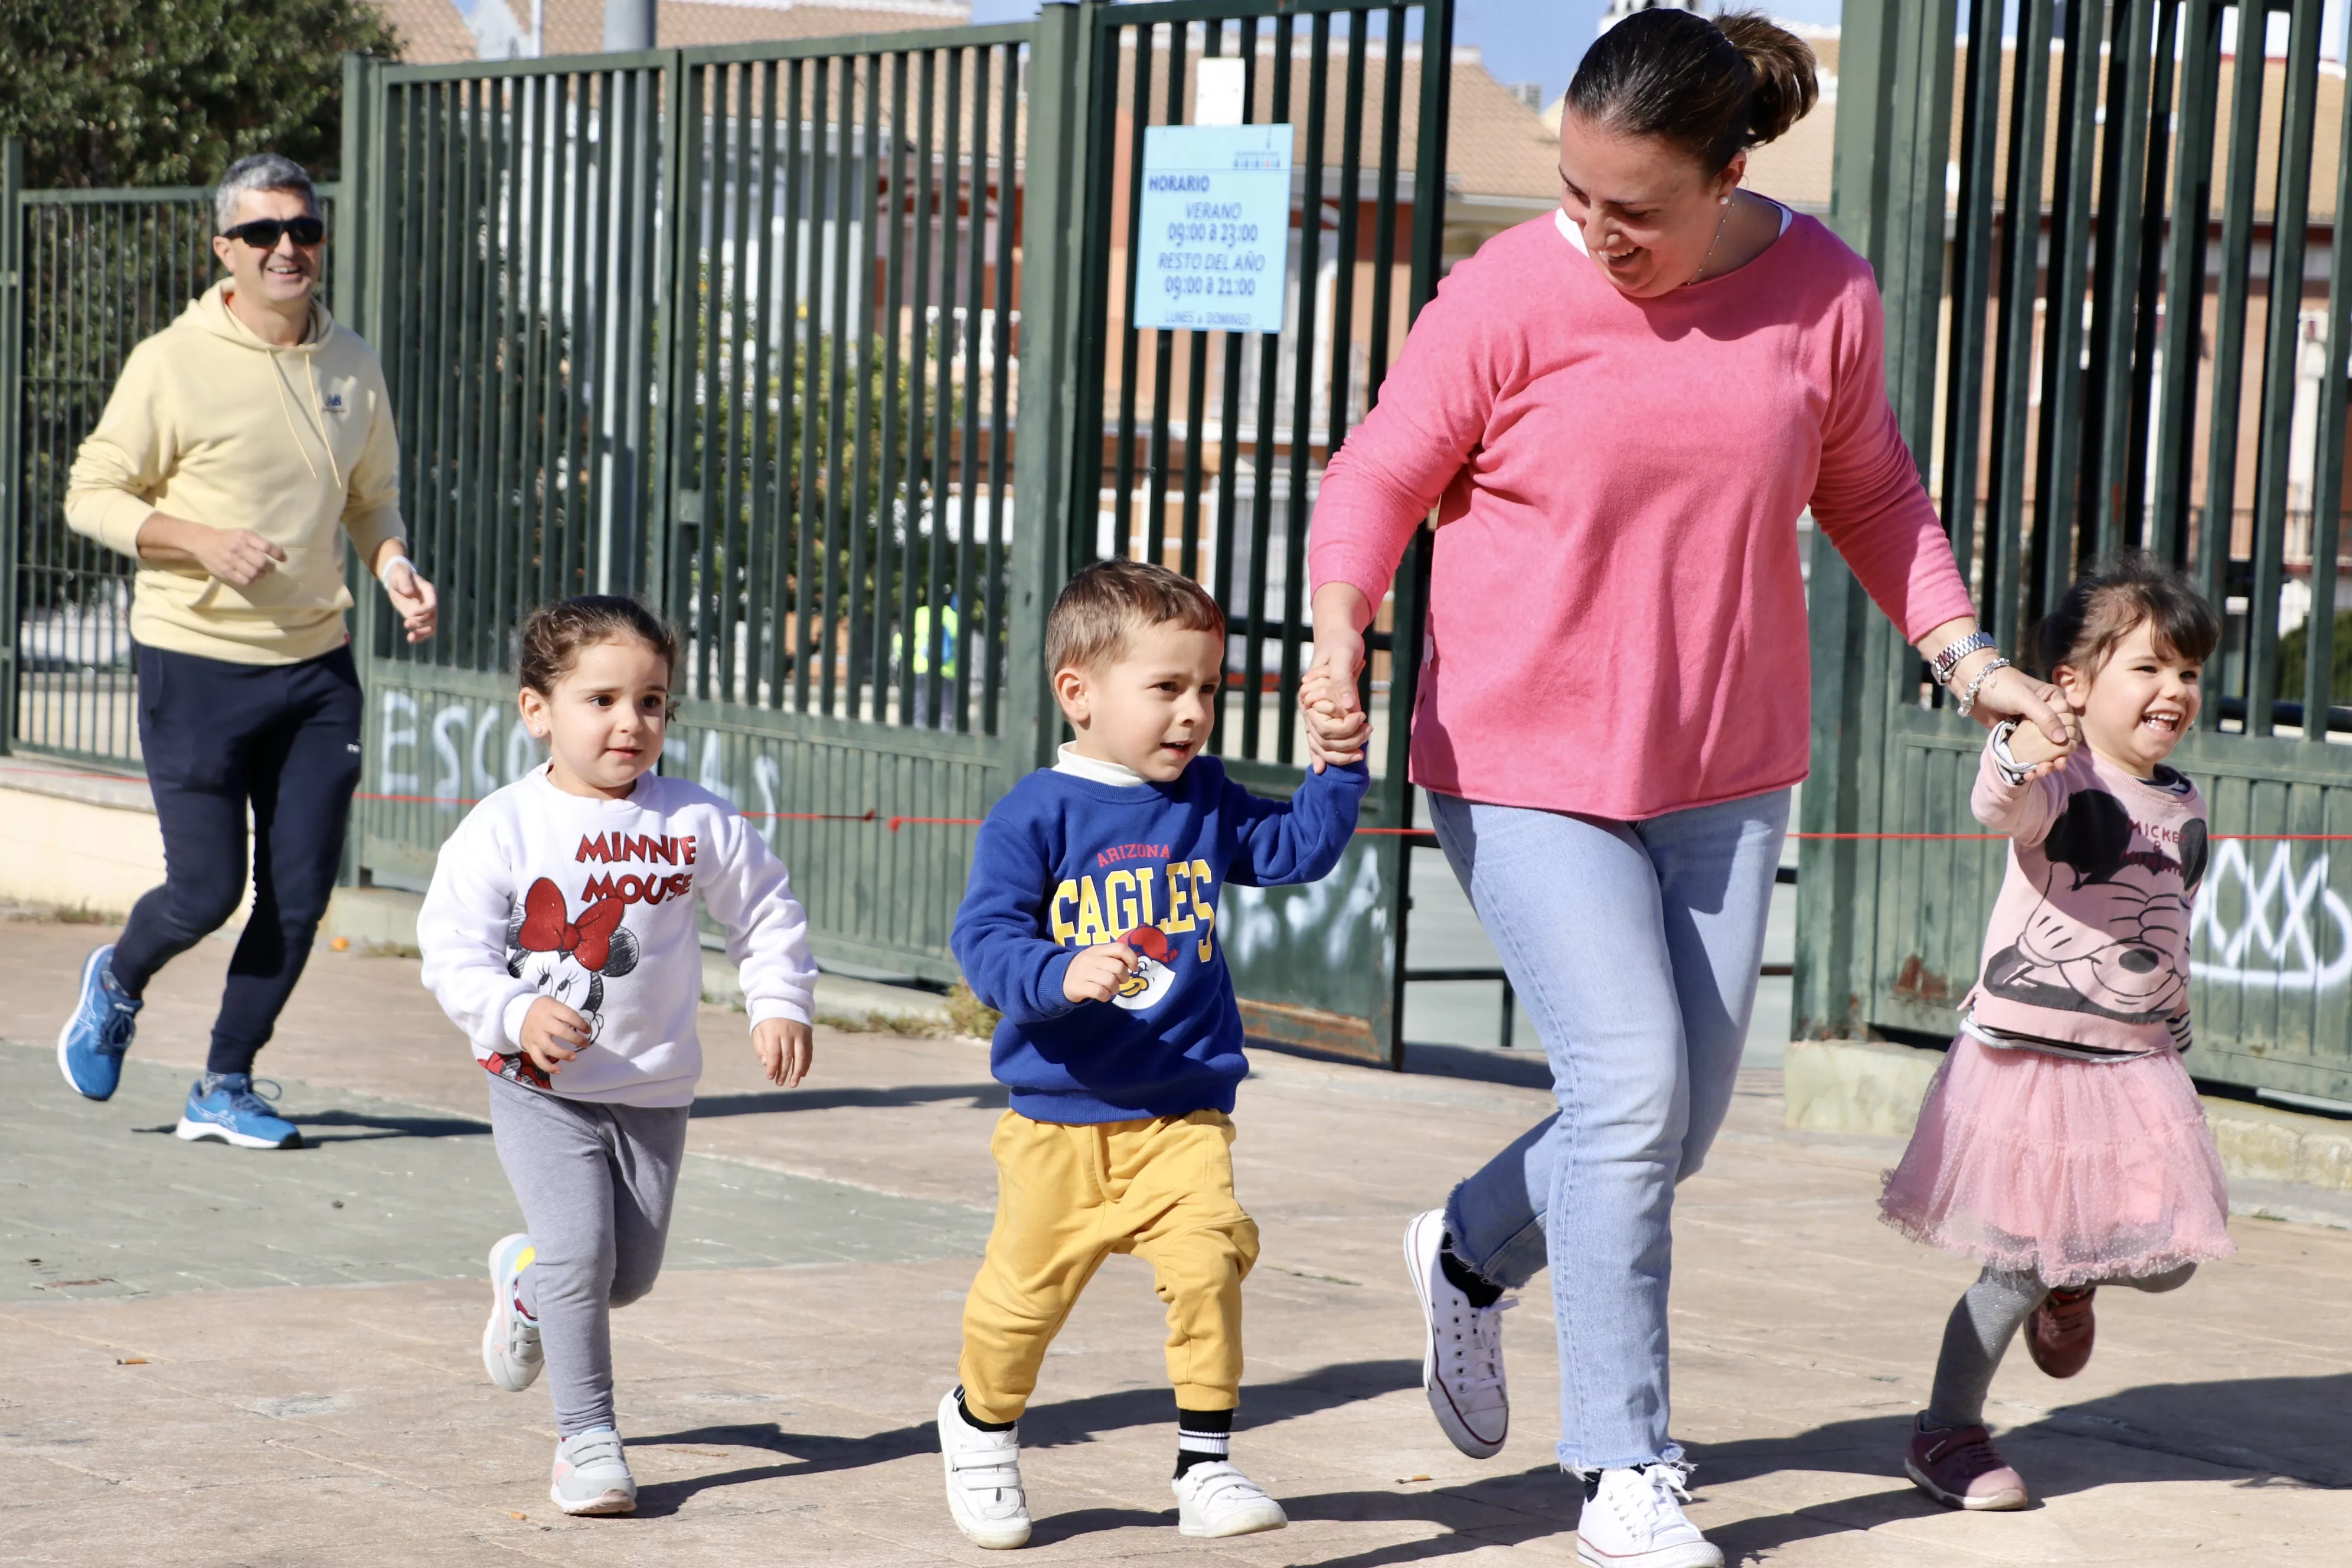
[952,754,1371,1123]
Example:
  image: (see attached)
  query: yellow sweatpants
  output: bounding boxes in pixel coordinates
[958,1108,1260,1424]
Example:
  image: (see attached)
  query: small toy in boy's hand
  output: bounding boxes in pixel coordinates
[1063,941,1142,1004]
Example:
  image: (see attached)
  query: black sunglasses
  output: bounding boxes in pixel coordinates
[221,215,325,250]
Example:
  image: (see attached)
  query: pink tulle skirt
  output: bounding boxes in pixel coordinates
[1879,1035,2235,1287]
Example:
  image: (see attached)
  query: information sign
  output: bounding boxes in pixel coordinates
[1132,123,1293,334]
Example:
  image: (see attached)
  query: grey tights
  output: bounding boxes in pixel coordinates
[488,1074,691,1438]
[1927,1263,2197,1427]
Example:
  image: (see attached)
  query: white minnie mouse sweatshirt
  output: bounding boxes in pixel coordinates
[418,765,818,1107]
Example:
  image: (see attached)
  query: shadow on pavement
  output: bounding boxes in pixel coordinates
[1195,1372,2352,1568]
[291,1108,492,1142]
[627,1358,1420,1521]
[690,1082,1010,1118]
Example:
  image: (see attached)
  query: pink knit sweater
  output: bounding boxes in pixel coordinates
[1309,212,1976,820]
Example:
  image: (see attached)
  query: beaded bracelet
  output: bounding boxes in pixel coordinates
[1955,656,2011,718]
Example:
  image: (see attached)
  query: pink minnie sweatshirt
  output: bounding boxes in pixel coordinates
[1965,734,2206,1057]
[1309,211,1976,820]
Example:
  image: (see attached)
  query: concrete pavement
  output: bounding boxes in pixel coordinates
[4,917,2347,1566]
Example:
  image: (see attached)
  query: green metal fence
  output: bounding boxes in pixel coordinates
[1066,0,1452,1062]
[317,0,1448,1049]
[0,168,339,769]
[1808,0,2352,1103]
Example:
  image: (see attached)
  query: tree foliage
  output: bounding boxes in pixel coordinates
[0,0,401,188]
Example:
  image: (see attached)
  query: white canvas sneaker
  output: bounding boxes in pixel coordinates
[1575,1465,1723,1568]
[481,1233,543,1392]
[1171,1460,1287,1538]
[1403,1208,1513,1458]
[937,1390,1031,1549]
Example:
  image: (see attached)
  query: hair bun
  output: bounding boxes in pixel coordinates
[1716,11,1818,147]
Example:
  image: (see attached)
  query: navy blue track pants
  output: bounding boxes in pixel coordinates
[112,642,364,1076]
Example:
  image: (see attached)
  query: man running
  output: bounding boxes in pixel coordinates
[54,152,436,1148]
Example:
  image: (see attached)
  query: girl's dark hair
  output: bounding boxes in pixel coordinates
[2031,552,2221,680]
[1566,8,1819,175]
[517,594,682,693]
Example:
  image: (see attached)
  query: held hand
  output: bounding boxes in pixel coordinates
[1299,669,1372,767]
[753,1018,814,1087]
[383,556,439,643]
[2002,710,2079,776]
[193,527,288,589]
[1062,942,1139,1005]
[1965,657,2079,749]
[1302,645,1368,773]
[519,996,591,1077]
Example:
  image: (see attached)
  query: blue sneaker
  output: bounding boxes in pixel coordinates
[57,943,142,1101]
[175,1074,301,1150]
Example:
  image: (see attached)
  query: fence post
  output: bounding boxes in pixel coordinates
[0,138,22,759]
[1006,0,1091,775]
[1797,0,1908,1038]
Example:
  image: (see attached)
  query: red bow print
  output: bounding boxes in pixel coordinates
[515,878,625,971]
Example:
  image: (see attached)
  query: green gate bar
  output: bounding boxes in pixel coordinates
[1805,0,2352,1105]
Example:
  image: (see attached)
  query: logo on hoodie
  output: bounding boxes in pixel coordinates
[321,391,348,415]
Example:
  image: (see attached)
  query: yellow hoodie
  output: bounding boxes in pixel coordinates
[65,280,406,665]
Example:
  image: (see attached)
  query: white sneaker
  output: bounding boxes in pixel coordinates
[1172,1460,1287,1538]
[937,1390,1031,1549]
[481,1234,543,1392]
[549,1427,636,1515]
[1575,1465,1723,1568]
[1403,1208,1513,1458]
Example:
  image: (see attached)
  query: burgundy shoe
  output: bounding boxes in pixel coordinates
[2026,1286,2097,1378]
[1905,1419,2029,1511]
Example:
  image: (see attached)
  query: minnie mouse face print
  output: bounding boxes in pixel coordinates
[1981,789,2207,1046]
[505,877,642,1043]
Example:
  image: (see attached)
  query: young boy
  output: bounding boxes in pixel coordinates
[939,560,1371,1547]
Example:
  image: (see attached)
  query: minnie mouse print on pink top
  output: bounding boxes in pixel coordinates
[1964,732,2207,1059]
[419,765,817,1106]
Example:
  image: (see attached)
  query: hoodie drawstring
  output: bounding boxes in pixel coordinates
[267,353,321,484]
[303,353,344,492]
[257,305,342,492]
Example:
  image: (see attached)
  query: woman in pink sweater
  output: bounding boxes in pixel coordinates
[1302,12,2072,1564]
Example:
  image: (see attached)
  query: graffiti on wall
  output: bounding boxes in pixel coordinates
[2190,839,2352,991]
[374,692,806,844]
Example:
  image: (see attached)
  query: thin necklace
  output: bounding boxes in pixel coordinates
[1683,196,1734,288]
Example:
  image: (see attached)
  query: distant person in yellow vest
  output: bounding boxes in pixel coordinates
[896,596,959,729]
[53,152,437,1152]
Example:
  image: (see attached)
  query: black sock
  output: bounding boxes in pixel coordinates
[1174,1405,1233,1478]
[1582,1462,1652,1502]
[954,1387,1015,1433]
[1440,1243,1505,1308]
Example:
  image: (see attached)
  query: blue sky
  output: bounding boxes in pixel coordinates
[968,2,1848,108]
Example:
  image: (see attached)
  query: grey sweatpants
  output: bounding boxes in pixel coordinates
[1928,1263,2197,1427]
[487,1074,691,1438]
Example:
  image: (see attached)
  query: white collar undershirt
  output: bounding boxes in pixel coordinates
[1054,742,1148,787]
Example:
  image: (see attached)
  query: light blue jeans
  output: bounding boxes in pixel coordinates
[1428,787,1790,1472]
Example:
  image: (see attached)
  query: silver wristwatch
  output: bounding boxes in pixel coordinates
[1930,631,1997,687]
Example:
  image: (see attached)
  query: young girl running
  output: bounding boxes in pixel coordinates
[1882,553,2234,1511]
[419,596,818,1515]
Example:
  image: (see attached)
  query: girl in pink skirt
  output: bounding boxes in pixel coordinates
[1880,553,2235,1513]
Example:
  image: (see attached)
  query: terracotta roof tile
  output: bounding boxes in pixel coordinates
[368,0,968,66]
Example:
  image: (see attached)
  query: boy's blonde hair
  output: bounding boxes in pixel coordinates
[1045,558,1226,674]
